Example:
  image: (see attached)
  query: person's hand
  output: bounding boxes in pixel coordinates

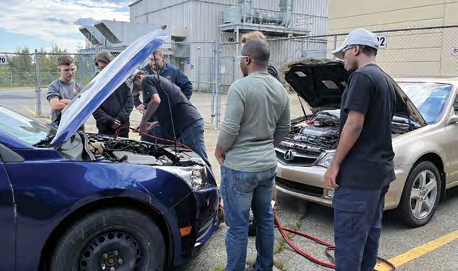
[139,120,149,133]
[136,104,146,114]
[147,121,159,130]
[111,119,121,129]
[215,155,224,166]
[324,164,340,189]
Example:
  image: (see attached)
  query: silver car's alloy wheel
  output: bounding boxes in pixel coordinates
[410,169,438,220]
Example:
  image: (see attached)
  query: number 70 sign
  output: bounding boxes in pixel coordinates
[376,35,387,49]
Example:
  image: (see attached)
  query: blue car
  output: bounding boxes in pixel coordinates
[0,30,220,271]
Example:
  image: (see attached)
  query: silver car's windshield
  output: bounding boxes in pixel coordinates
[398,82,454,124]
[0,107,56,145]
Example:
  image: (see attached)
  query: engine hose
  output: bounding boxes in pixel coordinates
[219,203,396,271]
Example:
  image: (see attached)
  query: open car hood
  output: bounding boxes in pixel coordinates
[50,30,168,145]
[278,58,427,127]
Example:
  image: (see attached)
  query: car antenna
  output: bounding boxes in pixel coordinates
[153,53,179,156]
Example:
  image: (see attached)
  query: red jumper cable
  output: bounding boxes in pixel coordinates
[114,126,396,271]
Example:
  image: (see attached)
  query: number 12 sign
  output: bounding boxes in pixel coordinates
[376,35,387,49]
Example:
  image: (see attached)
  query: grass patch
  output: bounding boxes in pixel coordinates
[274,259,291,271]
[273,203,307,255]
[271,202,308,270]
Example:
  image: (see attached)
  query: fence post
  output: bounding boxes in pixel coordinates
[214,41,221,129]
[34,49,42,117]
[333,35,337,59]
[78,54,83,83]
[209,42,216,126]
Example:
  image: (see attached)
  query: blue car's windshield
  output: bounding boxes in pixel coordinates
[398,82,454,124]
[0,107,55,145]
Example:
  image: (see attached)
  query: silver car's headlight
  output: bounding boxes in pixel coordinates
[157,166,208,190]
[317,152,334,168]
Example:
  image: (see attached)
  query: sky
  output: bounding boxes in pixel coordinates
[0,0,132,53]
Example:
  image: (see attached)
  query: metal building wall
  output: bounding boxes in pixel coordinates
[128,0,330,89]
[248,0,329,60]
[130,1,192,28]
[130,0,190,18]
[130,0,329,40]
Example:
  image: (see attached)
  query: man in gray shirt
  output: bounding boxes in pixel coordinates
[46,55,84,127]
[215,38,290,271]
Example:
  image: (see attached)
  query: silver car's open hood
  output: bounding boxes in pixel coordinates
[278,58,427,127]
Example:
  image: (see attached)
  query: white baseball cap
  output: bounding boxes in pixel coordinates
[332,28,379,59]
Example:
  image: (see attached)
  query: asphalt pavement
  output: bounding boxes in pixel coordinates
[1,87,458,271]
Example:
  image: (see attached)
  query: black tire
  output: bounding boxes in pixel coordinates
[397,161,442,228]
[50,208,166,271]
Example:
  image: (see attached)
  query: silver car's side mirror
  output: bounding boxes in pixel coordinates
[448,115,458,125]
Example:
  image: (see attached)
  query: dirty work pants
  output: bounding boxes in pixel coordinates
[332,184,390,271]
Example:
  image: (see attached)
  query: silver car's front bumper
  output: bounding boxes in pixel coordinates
[275,162,411,210]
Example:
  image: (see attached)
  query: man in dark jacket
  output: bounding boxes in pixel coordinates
[133,48,193,142]
[92,51,134,138]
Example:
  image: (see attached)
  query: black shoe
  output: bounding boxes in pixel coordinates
[248,219,256,236]
[217,204,225,227]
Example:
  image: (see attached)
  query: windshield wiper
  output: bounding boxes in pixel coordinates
[33,135,55,147]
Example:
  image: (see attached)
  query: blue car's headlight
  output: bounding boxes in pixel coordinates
[317,152,334,168]
[158,166,208,190]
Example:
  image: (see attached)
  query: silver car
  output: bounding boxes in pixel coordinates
[275,58,458,227]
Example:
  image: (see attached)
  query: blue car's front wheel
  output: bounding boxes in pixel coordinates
[49,208,166,271]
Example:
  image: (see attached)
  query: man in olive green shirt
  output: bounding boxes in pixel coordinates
[215,38,290,271]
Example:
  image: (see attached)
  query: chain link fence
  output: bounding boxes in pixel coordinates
[1,25,458,129]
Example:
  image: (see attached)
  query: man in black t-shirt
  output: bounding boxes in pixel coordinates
[134,70,210,168]
[325,29,396,271]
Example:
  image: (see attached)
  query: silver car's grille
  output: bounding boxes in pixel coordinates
[275,143,322,166]
[276,177,324,197]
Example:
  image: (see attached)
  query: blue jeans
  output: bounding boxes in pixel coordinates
[177,119,211,168]
[333,185,390,271]
[220,165,277,271]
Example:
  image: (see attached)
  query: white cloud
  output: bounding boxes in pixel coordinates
[0,0,130,52]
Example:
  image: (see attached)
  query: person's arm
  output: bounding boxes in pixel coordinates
[273,97,291,147]
[175,70,193,100]
[139,78,161,132]
[46,84,70,111]
[214,85,244,164]
[116,84,134,123]
[330,72,374,168]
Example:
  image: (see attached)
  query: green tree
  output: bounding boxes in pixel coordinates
[7,47,34,86]
[37,45,70,86]
[0,65,12,86]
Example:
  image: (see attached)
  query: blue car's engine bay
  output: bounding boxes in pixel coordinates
[57,131,205,167]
